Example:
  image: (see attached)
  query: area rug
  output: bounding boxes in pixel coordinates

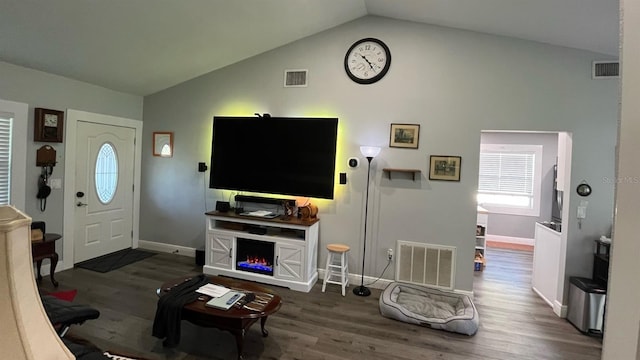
[76,248,155,273]
[48,289,78,302]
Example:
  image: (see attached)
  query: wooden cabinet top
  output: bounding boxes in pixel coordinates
[205,211,319,226]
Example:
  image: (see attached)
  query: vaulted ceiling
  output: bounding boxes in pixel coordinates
[0,0,619,96]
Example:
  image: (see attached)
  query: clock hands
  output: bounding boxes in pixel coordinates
[357,53,378,73]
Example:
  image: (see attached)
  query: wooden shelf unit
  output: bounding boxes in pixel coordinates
[475,206,489,269]
[382,168,421,180]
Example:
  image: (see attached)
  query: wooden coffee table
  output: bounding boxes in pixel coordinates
[159,275,282,360]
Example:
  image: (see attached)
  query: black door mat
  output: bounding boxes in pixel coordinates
[76,248,156,273]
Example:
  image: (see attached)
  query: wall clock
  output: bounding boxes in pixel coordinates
[34,108,64,143]
[344,38,391,84]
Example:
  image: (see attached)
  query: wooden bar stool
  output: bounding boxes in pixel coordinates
[322,244,350,296]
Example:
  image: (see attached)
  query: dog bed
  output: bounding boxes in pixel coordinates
[379,282,479,335]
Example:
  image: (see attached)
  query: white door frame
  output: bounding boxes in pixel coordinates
[62,109,142,271]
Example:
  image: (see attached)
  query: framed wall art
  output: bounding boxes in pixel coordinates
[153,132,173,157]
[429,155,461,181]
[389,123,420,149]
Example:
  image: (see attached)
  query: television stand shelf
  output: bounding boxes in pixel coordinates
[203,211,319,292]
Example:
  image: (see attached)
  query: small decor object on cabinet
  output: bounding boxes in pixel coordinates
[153,132,173,157]
[389,123,420,149]
[34,108,64,143]
[344,38,391,84]
[429,155,461,181]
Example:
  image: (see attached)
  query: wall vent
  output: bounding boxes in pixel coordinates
[592,61,619,79]
[284,69,308,87]
[396,241,456,290]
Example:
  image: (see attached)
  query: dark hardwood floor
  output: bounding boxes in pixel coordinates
[38,247,602,360]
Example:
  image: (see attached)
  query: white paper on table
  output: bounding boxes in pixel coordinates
[196,283,230,297]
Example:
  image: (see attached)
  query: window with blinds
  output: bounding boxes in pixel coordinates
[0,115,12,205]
[478,144,542,216]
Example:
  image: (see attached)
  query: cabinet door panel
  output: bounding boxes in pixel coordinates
[209,232,233,269]
[275,243,303,281]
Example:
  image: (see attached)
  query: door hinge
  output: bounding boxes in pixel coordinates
[133,137,136,145]
[132,184,134,192]
[131,230,133,238]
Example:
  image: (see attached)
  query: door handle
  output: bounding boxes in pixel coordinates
[76,201,88,207]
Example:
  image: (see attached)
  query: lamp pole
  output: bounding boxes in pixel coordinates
[353,155,374,297]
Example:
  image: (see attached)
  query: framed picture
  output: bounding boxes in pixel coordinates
[429,155,461,181]
[153,132,173,157]
[389,123,420,149]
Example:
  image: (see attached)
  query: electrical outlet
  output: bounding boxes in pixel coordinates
[387,248,393,260]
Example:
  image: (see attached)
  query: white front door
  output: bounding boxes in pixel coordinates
[74,121,135,263]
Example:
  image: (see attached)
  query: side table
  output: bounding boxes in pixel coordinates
[32,233,62,287]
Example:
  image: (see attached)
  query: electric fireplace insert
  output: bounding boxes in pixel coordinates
[236,238,274,276]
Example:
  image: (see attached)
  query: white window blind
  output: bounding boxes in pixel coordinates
[479,152,534,195]
[478,144,542,216]
[0,115,12,205]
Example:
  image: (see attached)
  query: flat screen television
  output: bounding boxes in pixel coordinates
[209,116,338,199]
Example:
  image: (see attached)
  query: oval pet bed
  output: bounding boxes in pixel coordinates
[379,282,479,336]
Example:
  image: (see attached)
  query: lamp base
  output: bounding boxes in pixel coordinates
[352,285,371,297]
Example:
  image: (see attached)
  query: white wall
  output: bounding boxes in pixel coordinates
[0,60,143,260]
[602,1,640,358]
[141,16,618,293]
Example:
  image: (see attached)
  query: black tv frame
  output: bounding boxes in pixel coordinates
[209,116,338,199]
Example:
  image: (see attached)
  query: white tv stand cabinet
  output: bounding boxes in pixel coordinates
[203,211,319,292]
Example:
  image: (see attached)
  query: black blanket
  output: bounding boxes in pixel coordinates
[152,274,209,347]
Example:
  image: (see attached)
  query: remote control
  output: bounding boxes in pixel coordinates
[226,293,240,305]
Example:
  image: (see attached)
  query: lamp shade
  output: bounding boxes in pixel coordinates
[0,206,74,359]
[360,146,381,158]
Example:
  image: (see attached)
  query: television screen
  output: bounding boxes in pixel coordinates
[209,116,338,199]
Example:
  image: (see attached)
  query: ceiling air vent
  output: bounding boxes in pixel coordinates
[284,69,308,87]
[592,61,619,79]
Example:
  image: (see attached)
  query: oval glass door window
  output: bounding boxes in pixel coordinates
[95,143,118,204]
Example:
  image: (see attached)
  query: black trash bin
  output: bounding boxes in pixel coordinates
[567,276,606,334]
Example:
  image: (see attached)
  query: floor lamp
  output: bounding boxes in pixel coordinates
[353,145,381,297]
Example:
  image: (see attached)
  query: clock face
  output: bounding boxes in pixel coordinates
[344,38,391,84]
[44,114,58,127]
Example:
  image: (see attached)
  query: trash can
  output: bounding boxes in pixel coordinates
[567,276,606,334]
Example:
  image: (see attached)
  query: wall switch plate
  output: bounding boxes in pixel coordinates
[339,172,347,184]
[198,162,208,172]
[577,206,587,219]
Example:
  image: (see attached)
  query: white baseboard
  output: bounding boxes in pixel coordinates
[318,269,393,291]
[35,260,69,278]
[554,300,568,318]
[486,234,534,246]
[138,239,196,257]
